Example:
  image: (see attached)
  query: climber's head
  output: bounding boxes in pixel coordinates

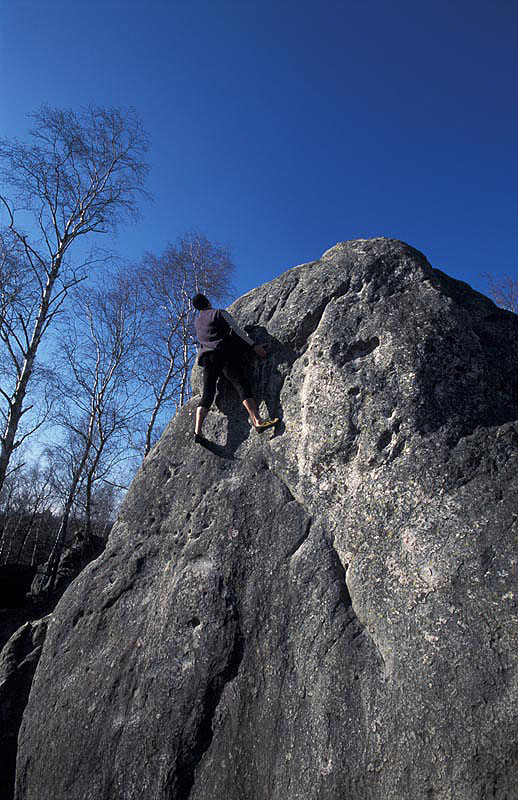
[192,293,211,311]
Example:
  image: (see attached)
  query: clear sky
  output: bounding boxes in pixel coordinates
[1,0,517,299]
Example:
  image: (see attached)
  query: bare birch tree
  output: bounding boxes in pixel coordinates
[484,274,518,313]
[41,270,145,591]
[137,232,235,455]
[0,105,149,495]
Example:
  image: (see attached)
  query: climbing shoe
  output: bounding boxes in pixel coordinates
[254,418,279,432]
[194,432,208,444]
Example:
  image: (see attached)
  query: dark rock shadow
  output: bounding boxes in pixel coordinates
[195,438,233,460]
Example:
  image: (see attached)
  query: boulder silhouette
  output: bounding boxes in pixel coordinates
[14,238,518,799]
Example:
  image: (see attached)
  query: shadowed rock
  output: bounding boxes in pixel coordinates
[0,618,48,800]
[0,534,106,800]
[14,238,518,799]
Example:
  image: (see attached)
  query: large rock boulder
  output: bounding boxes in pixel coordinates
[0,618,48,800]
[0,534,106,800]
[15,239,518,799]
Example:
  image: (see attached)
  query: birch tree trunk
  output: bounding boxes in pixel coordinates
[0,258,61,491]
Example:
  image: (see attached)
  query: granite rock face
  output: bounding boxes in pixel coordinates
[0,535,105,800]
[0,618,48,800]
[15,239,518,799]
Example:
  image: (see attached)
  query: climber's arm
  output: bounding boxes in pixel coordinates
[220,311,267,358]
[221,310,254,346]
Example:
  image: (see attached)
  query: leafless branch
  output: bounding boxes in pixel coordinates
[484,272,518,314]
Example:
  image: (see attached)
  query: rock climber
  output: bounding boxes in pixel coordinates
[191,293,278,443]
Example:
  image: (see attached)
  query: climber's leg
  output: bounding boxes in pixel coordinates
[221,355,278,430]
[195,353,220,440]
[195,406,209,436]
[242,397,263,427]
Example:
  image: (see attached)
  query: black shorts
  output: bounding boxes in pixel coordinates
[199,349,252,408]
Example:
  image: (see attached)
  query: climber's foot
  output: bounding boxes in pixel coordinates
[253,418,279,432]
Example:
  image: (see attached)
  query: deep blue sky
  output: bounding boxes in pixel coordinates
[1,0,517,298]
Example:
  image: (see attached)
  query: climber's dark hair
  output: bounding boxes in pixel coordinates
[192,293,210,311]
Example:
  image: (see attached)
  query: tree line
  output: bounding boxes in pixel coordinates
[0,106,235,592]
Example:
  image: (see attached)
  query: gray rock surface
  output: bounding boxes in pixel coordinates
[14,239,518,799]
[0,618,48,800]
[0,533,105,800]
